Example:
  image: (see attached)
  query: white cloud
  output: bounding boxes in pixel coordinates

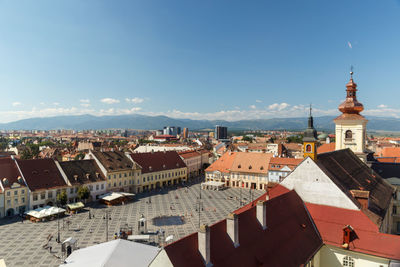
[125,97,144,104]
[268,102,290,111]
[53,102,60,106]
[377,104,387,108]
[79,99,91,107]
[255,100,262,103]
[101,98,120,104]
[12,102,22,107]
[249,105,256,109]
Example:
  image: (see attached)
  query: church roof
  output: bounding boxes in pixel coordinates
[317,149,394,227]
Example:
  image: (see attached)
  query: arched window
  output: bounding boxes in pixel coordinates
[343,256,355,267]
[345,130,353,139]
[305,144,312,152]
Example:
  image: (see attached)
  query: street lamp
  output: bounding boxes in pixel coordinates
[103,210,111,242]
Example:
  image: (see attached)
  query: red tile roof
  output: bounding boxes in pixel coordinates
[17,159,67,191]
[0,158,25,190]
[178,150,201,159]
[317,142,336,154]
[306,203,400,261]
[130,151,186,174]
[164,190,322,267]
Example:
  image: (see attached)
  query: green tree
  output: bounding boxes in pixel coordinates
[56,190,68,206]
[77,186,90,202]
[242,135,253,142]
[74,152,85,161]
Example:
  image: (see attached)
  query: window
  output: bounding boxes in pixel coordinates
[89,185,93,191]
[124,173,127,177]
[345,130,353,139]
[41,192,46,199]
[137,179,140,184]
[7,200,10,205]
[96,184,99,190]
[119,174,121,178]
[22,197,25,203]
[393,205,397,215]
[75,187,78,193]
[33,194,38,201]
[114,174,116,179]
[124,180,126,185]
[101,184,104,189]
[342,256,354,267]
[14,190,18,196]
[108,183,111,188]
[119,182,121,186]
[21,189,24,194]
[70,188,74,194]
[108,175,111,180]
[305,144,312,153]
[14,198,18,204]
[6,192,10,196]
[114,182,116,187]
[48,191,53,198]
[143,178,145,182]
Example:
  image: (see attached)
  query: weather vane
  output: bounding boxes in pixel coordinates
[350,65,354,78]
[309,104,312,117]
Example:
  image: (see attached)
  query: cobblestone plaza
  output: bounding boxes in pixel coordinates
[0,181,264,267]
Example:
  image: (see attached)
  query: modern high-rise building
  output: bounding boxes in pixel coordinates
[183,128,189,138]
[215,126,228,140]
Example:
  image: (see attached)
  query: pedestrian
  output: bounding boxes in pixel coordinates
[89,228,92,234]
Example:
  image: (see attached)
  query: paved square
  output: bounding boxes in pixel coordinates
[0,181,264,266]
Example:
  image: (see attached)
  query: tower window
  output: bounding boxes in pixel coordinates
[305,144,312,152]
[345,130,353,139]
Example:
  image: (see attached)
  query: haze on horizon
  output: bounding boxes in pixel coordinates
[0,0,399,123]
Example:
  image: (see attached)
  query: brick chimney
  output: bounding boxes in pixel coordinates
[226,213,239,248]
[350,190,369,210]
[198,224,212,267]
[256,200,267,230]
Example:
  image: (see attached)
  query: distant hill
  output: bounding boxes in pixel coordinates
[0,114,399,132]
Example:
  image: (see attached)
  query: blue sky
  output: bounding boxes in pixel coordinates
[0,0,399,123]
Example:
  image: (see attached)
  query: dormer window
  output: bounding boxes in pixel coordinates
[248,165,252,169]
[238,165,241,168]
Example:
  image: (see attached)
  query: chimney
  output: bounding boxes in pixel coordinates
[198,224,212,267]
[256,200,267,230]
[226,213,239,248]
[350,190,369,210]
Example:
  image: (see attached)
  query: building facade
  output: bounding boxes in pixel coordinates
[129,151,187,192]
[86,150,141,193]
[206,152,273,190]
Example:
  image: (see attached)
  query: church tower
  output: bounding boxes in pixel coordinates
[303,105,318,161]
[334,70,368,160]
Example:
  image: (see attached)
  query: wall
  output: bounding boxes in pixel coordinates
[316,244,389,267]
[281,158,359,210]
[335,120,367,154]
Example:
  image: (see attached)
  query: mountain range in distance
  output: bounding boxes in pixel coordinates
[0,114,399,132]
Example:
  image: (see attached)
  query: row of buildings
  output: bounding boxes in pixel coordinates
[0,149,210,218]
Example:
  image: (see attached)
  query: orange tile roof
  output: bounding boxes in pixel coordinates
[230,152,273,174]
[380,147,400,157]
[318,142,336,154]
[205,152,236,173]
[268,157,303,171]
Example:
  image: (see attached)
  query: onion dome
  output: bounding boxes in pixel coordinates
[338,71,364,114]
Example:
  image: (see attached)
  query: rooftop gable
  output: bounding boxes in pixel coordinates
[164,190,322,267]
[317,149,394,226]
[130,151,186,174]
[17,158,67,191]
[59,160,106,185]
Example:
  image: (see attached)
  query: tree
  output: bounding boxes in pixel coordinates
[242,135,253,142]
[77,186,90,202]
[56,190,68,206]
[74,152,85,161]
